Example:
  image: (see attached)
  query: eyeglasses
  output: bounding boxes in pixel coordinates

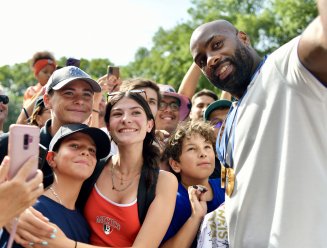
[159,101,180,111]
[0,95,9,105]
[106,89,147,103]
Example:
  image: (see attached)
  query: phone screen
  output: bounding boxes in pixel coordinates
[8,125,40,180]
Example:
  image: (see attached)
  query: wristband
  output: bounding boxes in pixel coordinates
[22,108,29,119]
[92,109,100,113]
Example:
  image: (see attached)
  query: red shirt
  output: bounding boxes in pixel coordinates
[84,185,141,247]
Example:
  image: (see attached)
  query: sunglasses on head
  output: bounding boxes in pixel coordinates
[106,89,147,103]
[0,95,9,105]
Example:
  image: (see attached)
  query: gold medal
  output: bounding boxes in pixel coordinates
[221,163,235,197]
[221,163,226,189]
[226,168,235,197]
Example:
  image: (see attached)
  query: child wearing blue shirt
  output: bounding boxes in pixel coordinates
[161,120,225,247]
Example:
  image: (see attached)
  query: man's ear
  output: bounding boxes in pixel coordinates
[146,119,154,133]
[169,158,181,173]
[46,151,56,168]
[237,31,251,46]
[43,94,51,109]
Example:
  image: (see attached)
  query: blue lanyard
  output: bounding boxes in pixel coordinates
[217,55,267,168]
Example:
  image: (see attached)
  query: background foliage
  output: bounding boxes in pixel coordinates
[0,0,317,132]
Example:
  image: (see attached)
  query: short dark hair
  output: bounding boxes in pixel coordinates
[191,89,218,104]
[30,51,55,66]
[120,78,162,107]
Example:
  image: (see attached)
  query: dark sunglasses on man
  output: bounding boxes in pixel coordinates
[0,95,9,105]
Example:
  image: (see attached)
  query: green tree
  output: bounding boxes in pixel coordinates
[0,0,318,131]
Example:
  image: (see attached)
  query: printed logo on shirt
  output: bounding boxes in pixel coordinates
[96,216,120,235]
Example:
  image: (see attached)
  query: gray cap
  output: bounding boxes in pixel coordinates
[45,66,101,93]
[49,123,110,160]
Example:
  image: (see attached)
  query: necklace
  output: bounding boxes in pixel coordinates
[111,163,140,192]
[48,186,63,204]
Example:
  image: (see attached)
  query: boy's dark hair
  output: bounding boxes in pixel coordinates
[120,78,162,107]
[191,89,218,104]
[163,120,215,180]
[30,51,55,66]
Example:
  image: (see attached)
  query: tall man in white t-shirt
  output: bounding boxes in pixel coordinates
[189,1,327,247]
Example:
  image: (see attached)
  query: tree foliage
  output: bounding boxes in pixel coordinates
[0,0,317,132]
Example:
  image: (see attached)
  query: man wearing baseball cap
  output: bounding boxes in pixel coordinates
[155,84,191,134]
[0,124,110,246]
[204,99,232,178]
[0,66,101,188]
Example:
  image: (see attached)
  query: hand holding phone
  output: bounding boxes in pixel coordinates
[8,124,40,180]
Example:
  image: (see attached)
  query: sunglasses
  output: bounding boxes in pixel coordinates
[0,95,9,105]
[158,101,180,111]
[211,120,223,129]
[106,89,147,103]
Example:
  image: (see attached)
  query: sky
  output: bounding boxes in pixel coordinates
[0,0,192,67]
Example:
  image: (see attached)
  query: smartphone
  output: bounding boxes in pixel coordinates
[107,66,120,78]
[66,57,81,68]
[8,124,40,180]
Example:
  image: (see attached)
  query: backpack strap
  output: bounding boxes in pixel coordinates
[137,167,159,224]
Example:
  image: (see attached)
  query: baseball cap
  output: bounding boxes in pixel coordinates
[157,84,192,121]
[45,66,101,93]
[49,123,110,160]
[203,99,232,121]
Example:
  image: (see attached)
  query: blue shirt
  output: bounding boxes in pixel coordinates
[162,178,225,243]
[0,196,90,248]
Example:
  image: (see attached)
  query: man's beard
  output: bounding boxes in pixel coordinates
[205,44,254,98]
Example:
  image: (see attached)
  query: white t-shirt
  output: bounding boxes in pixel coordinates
[100,127,118,156]
[197,203,229,248]
[224,36,327,247]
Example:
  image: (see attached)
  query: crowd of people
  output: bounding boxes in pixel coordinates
[0,0,326,247]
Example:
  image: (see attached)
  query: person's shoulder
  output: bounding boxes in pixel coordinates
[157,170,178,191]
[158,170,178,183]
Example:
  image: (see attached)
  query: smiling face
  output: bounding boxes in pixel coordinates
[108,97,153,146]
[44,80,94,128]
[190,95,216,120]
[48,132,97,180]
[190,20,254,98]
[155,96,180,133]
